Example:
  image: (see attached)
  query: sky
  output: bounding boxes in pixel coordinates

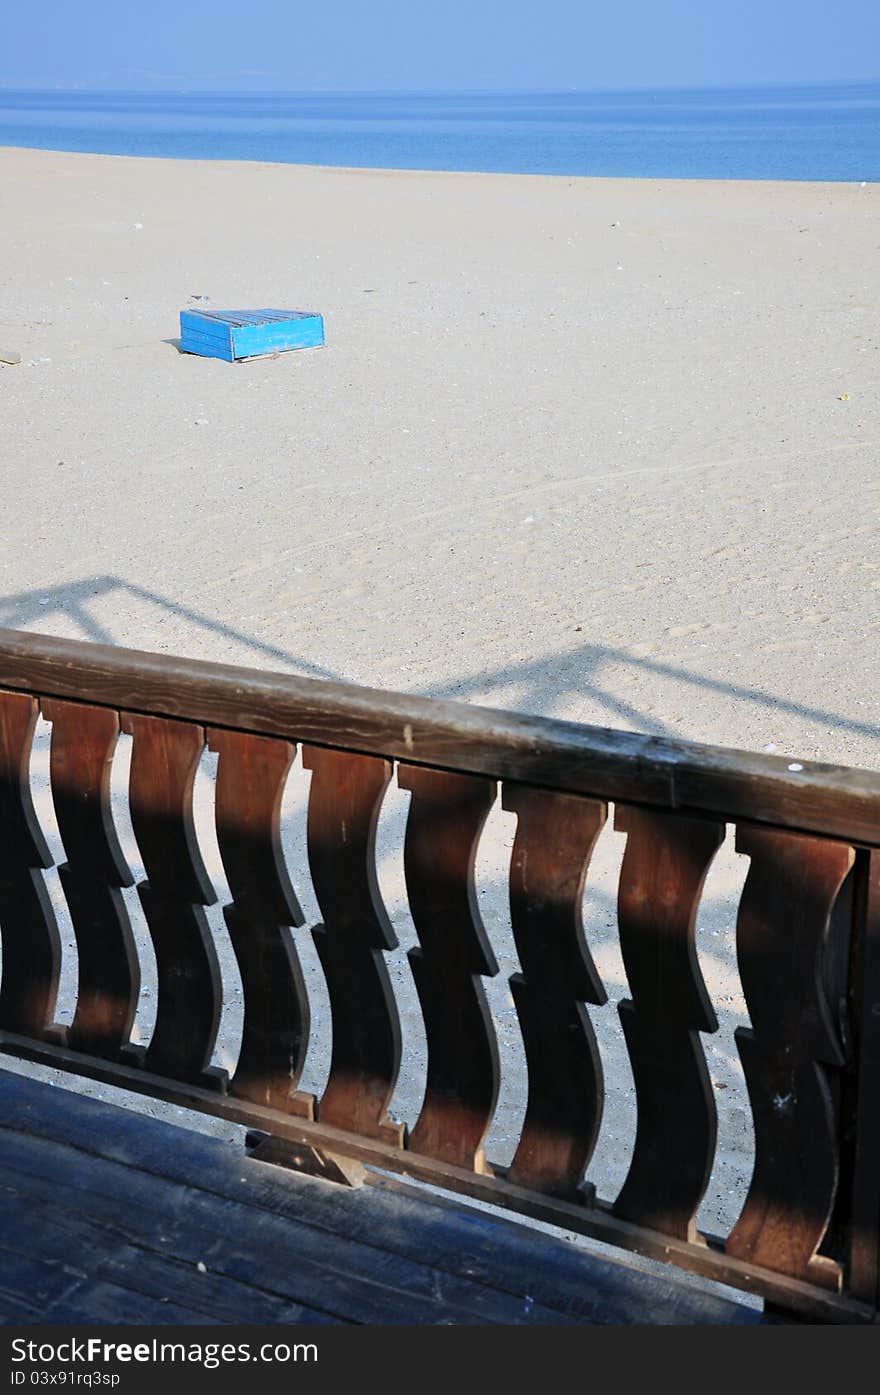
[2,0,879,93]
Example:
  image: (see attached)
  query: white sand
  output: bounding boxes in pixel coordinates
[1,148,878,1295]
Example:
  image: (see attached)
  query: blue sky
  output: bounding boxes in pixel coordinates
[3,1,879,92]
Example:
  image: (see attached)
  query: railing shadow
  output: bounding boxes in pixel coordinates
[3,575,879,755]
[0,578,343,682]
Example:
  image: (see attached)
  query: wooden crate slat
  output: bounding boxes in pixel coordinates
[179,308,324,361]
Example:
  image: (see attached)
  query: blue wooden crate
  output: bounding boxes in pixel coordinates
[179,308,324,361]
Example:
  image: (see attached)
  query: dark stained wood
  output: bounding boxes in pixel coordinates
[209,728,312,1116]
[0,630,878,1322]
[503,783,607,1200]
[613,805,724,1241]
[3,1164,548,1326]
[5,1068,764,1325]
[362,1174,760,1326]
[726,825,853,1289]
[0,690,60,1036]
[399,765,499,1173]
[302,746,403,1144]
[816,865,855,1270]
[0,1068,763,1326]
[244,1132,367,1185]
[0,1242,218,1326]
[0,1186,335,1326]
[121,712,223,1085]
[842,848,880,1305]
[0,629,879,847]
[42,699,139,1058]
[0,1076,601,1326]
[1,1036,872,1322]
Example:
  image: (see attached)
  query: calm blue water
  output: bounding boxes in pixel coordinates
[1,84,878,181]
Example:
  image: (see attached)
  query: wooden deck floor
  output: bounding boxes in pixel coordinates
[0,1069,758,1325]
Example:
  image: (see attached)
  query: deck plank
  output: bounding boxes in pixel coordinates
[0,1069,758,1325]
[0,1193,339,1326]
[0,1136,563,1325]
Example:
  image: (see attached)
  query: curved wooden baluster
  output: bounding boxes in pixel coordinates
[503,784,607,1200]
[43,699,139,1058]
[0,691,59,1037]
[303,746,403,1144]
[613,805,723,1240]
[122,713,222,1086]
[726,825,853,1289]
[400,765,498,1173]
[209,728,312,1116]
[846,849,880,1304]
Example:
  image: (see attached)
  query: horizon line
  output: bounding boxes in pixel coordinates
[2,76,880,100]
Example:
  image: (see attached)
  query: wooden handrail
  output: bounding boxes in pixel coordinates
[0,628,877,1322]
[0,627,878,844]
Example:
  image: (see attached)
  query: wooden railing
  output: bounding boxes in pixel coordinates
[0,628,877,1323]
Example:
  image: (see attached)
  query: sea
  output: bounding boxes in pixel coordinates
[0,83,878,181]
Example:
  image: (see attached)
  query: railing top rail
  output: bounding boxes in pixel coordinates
[0,627,878,845]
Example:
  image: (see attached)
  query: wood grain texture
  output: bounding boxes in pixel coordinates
[399,765,499,1172]
[122,713,222,1086]
[0,631,877,1321]
[0,1068,767,1326]
[613,805,724,1240]
[1,1036,873,1323]
[3,1067,760,1326]
[0,690,60,1036]
[302,746,403,1144]
[42,699,139,1058]
[0,629,878,846]
[209,728,312,1116]
[815,864,855,1272]
[503,784,607,1200]
[845,849,880,1305]
[726,825,853,1289]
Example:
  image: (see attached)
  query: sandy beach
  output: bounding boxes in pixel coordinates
[1,147,878,1283]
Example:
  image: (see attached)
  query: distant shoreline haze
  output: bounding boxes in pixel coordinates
[0,83,877,180]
